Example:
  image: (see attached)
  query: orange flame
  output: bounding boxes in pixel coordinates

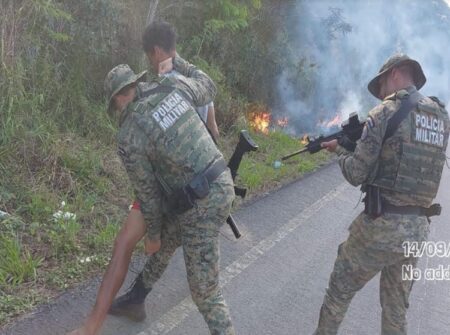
[247,103,272,135]
[318,114,342,129]
[300,134,309,145]
[249,112,271,134]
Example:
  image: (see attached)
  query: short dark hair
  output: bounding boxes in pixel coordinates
[142,21,177,53]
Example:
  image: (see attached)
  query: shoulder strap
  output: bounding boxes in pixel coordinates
[383,91,423,144]
[140,85,175,99]
[141,81,196,106]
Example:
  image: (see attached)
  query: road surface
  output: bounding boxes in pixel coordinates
[3,151,450,335]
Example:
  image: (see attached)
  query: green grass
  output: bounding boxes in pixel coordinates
[228,129,331,195]
[0,290,45,327]
[0,128,129,325]
[87,221,121,250]
[0,234,43,286]
[0,123,332,328]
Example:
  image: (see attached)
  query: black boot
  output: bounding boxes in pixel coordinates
[108,274,151,322]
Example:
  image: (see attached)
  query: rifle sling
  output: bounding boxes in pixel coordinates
[140,84,176,98]
[382,90,422,144]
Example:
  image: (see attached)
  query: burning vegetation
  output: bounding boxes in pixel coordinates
[247,104,351,161]
[249,111,271,135]
[317,113,343,129]
[247,103,290,135]
[300,134,309,145]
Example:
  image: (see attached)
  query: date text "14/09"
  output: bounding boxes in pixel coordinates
[402,241,450,258]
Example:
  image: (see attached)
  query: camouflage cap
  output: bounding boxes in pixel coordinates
[368,53,426,98]
[104,64,147,114]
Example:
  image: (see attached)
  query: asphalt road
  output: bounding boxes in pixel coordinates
[3,150,450,335]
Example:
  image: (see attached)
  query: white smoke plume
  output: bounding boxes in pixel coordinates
[276,0,450,135]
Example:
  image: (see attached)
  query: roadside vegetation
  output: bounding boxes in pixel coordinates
[0,113,330,327]
[0,0,331,327]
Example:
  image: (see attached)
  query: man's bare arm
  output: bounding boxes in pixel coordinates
[67,209,147,335]
[206,104,220,141]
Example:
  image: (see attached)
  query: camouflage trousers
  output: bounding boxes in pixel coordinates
[142,172,235,335]
[314,212,424,335]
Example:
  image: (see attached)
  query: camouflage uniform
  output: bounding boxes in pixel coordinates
[163,69,214,123]
[107,57,236,334]
[314,54,450,335]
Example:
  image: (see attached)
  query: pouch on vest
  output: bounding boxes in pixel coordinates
[166,158,226,215]
[169,176,210,215]
[363,185,382,218]
[187,174,210,199]
[170,188,195,214]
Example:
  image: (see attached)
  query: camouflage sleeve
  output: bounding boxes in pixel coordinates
[118,131,164,241]
[336,103,391,186]
[172,55,217,106]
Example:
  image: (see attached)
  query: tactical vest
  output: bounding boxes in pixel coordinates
[372,94,449,199]
[128,78,222,193]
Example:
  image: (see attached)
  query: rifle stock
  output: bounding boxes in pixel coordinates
[228,130,258,179]
[226,130,258,239]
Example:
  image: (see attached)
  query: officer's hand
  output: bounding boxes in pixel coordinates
[144,237,161,255]
[321,139,338,152]
[158,57,173,75]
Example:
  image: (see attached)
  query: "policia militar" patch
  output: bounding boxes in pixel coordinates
[413,112,446,147]
[152,92,191,131]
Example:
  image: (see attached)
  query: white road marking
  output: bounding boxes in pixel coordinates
[137,182,350,335]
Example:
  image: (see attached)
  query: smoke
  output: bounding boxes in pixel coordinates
[276,0,450,135]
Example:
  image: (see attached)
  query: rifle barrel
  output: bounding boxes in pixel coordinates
[281,147,308,161]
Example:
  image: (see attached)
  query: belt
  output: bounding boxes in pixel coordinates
[170,158,228,215]
[192,158,227,186]
[204,158,227,184]
[185,157,228,199]
[383,203,442,218]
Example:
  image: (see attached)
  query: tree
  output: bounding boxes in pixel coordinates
[146,0,160,24]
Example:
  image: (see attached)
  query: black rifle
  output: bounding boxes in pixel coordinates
[281,112,365,161]
[226,130,258,238]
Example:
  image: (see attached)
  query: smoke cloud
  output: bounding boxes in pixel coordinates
[276,0,450,135]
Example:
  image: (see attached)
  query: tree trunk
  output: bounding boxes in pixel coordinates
[146,0,160,25]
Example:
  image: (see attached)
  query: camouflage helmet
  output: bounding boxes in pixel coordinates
[104,64,147,114]
[368,53,426,99]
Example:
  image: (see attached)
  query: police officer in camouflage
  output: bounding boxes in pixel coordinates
[107,21,233,332]
[316,54,450,335]
[67,57,235,335]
